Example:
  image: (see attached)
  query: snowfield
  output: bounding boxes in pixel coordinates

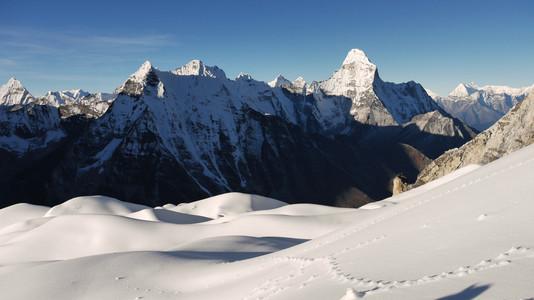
[1,144,534,299]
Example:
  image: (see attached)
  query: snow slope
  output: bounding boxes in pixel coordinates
[1,143,534,299]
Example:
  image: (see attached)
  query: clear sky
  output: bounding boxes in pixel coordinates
[1,0,533,97]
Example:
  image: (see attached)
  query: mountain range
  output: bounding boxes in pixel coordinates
[427,83,533,131]
[415,89,534,187]
[0,49,476,207]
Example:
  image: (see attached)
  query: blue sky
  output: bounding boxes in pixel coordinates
[1,0,533,97]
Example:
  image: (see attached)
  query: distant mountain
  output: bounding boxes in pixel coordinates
[428,83,533,131]
[0,50,475,207]
[415,90,534,187]
[0,78,34,106]
[268,75,292,88]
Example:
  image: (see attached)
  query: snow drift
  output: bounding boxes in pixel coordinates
[1,143,534,298]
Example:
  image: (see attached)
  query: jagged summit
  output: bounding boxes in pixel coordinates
[236,73,253,81]
[319,49,441,126]
[38,89,91,107]
[2,77,26,93]
[172,60,227,79]
[114,61,159,96]
[0,77,34,106]
[292,77,307,88]
[320,49,378,97]
[268,75,291,88]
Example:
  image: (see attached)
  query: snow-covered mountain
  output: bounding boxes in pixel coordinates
[429,82,533,131]
[34,89,114,118]
[37,89,90,106]
[0,50,475,207]
[0,103,64,155]
[0,78,115,119]
[0,78,34,106]
[268,75,292,88]
[319,49,441,126]
[1,141,534,299]
[415,90,534,187]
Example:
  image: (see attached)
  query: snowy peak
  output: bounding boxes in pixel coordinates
[0,77,34,106]
[126,61,156,85]
[320,49,378,97]
[236,73,253,81]
[342,49,373,67]
[449,83,480,97]
[268,75,291,88]
[437,82,534,130]
[62,89,89,100]
[318,49,442,126]
[4,77,25,90]
[448,82,533,98]
[292,77,307,88]
[37,89,90,107]
[172,60,227,79]
[114,61,160,96]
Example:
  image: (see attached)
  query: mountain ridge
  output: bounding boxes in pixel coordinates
[415,90,534,187]
[0,49,476,207]
[428,82,533,131]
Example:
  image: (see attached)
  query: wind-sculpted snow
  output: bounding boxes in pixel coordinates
[1,144,534,299]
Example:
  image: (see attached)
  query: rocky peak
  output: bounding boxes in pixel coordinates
[414,90,534,187]
[319,49,378,98]
[0,77,34,106]
[292,77,307,88]
[114,61,160,97]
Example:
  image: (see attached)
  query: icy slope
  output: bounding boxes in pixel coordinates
[1,143,534,299]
